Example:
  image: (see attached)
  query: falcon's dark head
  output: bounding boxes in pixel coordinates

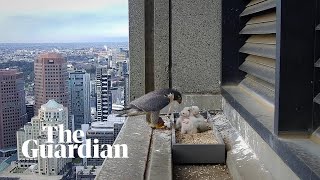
[171,89,182,104]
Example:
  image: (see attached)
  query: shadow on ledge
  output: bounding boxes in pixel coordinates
[95,115,172,180]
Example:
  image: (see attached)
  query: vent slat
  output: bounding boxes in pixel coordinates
[239,43,276,59]
[240,75,275,105]
[240,21,276,34]
[247,0,268,8]
[239,55,275,85]
[240,0,276,17]
[314,93,320,104]
[315,59,320,67]
[246,35,276,45]
[247,12,276,25]
[238,1,276,106]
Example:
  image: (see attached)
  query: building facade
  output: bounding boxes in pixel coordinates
[0,69,27,156]
[96,66,112,121]
[110,87,122,105]
[68,70,90,130]
[123,74,129,106]
[82,115,124,166]
[26,104,34,123]
[34,53,69,115]
[17,100,69,175]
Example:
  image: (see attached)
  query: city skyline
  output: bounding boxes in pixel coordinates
[0,45,129,178]
[0,0,128,43]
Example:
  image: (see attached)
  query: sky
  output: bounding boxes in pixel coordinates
[0,0,128,43]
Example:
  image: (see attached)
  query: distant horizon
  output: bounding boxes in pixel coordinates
[0,0,128,43]
[0,40,129,44]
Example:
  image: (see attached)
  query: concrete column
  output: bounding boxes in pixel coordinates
[129,0,146,100]
[129,0,222,110]
[171,0,222,94]
[170,0,222,110]
[154,0,170,90]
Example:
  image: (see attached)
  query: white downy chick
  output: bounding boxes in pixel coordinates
[175,107,191,130]
[189,106,211,133]
[180,118,197,134]
[190,106,207,122]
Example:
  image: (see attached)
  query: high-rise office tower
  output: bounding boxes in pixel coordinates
[34,53,68,115]
[68,70,90,130]
[124,74,130,106]
[110,87,122,104]
[90,80,97,109]
[107,55,113,68]
[122,60,128,75]
[0,69,27,157]
[26,104,34,123]
[96,66,112,121]
[17,100,69,175]
[119,48,129,59]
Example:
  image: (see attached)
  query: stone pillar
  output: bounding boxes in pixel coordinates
[171,0,222,109]
[129,0,222,110]
[171,0,221,94]
[129,0,146,100]
[154,0,170,90]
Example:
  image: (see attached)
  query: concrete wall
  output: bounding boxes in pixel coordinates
[171,0,221,94]
[129,0,222,110]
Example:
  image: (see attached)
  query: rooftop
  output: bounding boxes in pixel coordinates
[0,68,21,75]
[41,99,64,110]
[38,52,63,59]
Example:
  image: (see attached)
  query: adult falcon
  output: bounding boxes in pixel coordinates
[119,88,182,128]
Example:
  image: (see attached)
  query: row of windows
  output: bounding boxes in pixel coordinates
[2,113,23,118]
[1,98,20,101]
[0,82,15,86]
[45,71,63,74]
[0,77,16,80]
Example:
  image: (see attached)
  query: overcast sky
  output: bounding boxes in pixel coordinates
[0,0,128,43]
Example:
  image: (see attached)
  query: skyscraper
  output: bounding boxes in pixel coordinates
[122,60,128,75]
[0,69,27,157]
[96,66,112,121]
[124,74,130,106]
[26,104,34,123]
[34,53,68,115]
[68,70,90,130]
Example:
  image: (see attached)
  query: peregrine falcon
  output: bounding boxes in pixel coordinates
[120,88,182,129]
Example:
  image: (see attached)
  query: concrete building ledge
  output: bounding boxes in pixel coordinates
[221,98,300,180]
[222,88,320,179]
[210,114,274,180]
[95,115,172,180]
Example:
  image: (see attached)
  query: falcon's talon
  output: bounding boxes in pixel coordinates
[150,124,166,129]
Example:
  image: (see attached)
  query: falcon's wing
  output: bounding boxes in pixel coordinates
[130,94,170,112]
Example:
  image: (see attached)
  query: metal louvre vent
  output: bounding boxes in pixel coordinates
[239,0,276,106]
[240,0,276,17]
[315,59,320,68]
[314,21,320,104]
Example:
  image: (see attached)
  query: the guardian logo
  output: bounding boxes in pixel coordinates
[21,124,128,159]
